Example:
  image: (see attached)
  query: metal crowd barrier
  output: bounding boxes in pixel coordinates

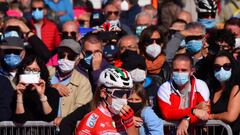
[163,120,233,135]
[0,120,233,135]
[0,121,57,135]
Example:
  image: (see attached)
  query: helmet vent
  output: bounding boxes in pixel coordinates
[110,74,116,82]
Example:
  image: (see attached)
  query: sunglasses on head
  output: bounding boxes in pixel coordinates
[106,88,132,99]
[58,49,77,61]
[144,38,162,45]
[213,63,231,72]
[106,11,119,16]
[32,7,43,11]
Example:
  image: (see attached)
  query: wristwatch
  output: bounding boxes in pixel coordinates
[183,116,191,122]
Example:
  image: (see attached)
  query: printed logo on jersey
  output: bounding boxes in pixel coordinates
[86,113,99,128]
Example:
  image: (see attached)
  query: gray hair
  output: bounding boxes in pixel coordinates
[135,12,153,23]
[185,22,206,34]
[117,35,139,47]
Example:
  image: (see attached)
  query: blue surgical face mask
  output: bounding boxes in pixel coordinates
[172,72,189,86]
[135,25,147,37]
[84,54,93,65]
[32,9,44,21]
[214,68,232,82]
[198,19,216,29]
[186,40,203,53]
[4,53,22,68]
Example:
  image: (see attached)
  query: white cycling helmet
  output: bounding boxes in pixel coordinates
[195,0,217,13]
[98,67,133,89]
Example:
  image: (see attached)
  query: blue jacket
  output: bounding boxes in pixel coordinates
[139,106,164,135]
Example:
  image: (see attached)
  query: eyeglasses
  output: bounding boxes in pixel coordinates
[106,88,132,98]
[62,31,77,38]
[198,12,216,19]
[144,38,163,45]
[32,7,43,11]
[3,49,21,55]
[213,63,231,72]
[185,35,204,42]
[24,67,40,74]
[106,11,119,16]
[58,49,77,61]
[120,45,137,51]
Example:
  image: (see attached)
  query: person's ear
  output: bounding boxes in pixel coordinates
[43,8,47,16]
[20,50,26,60]
[100,88,107,99]
[190,67,196,76]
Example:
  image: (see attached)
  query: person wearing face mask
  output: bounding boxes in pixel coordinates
[128,83,164,135]
[29,0,61,66]
[0,37,25,80]
[76,67,138,135]
[120,0,141,30]
[48,39,93,126]
[195,0,217,29]
[14,55,59,123]
[158,54,210,135]
[135,12,152,37]
[139,25,171,107]
[208,51,240,135]
[77,33,109,92]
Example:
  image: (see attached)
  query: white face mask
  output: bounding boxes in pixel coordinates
[145,43,161,58]
[58,59,75,73]
[121,0,129,11]
[110,98,128,114]
[138,0,151,7]
[235,38,240,48]
[129,68,146,82]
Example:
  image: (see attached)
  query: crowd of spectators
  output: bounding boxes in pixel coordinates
[0,0,240,135]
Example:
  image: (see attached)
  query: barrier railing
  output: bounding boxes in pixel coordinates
[163,120,233,135]
[0,120,233,135]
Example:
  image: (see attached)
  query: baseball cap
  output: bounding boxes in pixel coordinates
[0,37,24,50]
[59,39,82,54]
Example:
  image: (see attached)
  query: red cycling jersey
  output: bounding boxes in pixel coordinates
[76,104,127,135]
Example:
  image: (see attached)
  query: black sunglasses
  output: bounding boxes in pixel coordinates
[58,49,77,61]
[185,35,204,42]
[107,11,119,16]
[198,12,216,18]
[62,31,77,37]
[32,7,43,11]
[3,49,21,55]
[144,38,163,45]
[213,63,231,72]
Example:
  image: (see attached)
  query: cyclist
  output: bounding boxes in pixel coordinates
[76,67,137,135]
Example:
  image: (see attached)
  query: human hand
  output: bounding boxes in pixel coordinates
[54,117,63,126]
[16,82,27,95]
[32,79,46,97]
[195,101,210,112]
[5,18,30,33]
[56,11,66,16]
[92,51,103,71]
[133,116,143,128]
[177,119,189,135]
[52,83,70,96]
[119,105,134,128]
[193,108,209,121]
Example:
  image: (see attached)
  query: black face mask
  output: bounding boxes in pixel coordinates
[128,102,143,115]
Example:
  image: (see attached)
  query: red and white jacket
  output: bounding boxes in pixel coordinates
[157,77,209,123]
